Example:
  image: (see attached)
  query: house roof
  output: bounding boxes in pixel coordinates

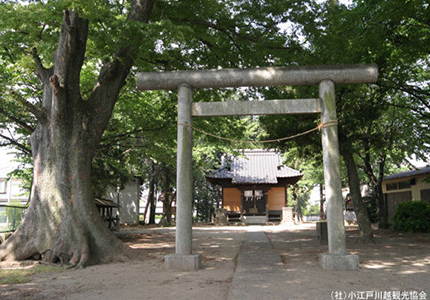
[94,198,120,208]
[383,166,430,181]
[206,149,303,185]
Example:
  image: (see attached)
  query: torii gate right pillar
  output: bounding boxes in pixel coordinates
[319,79,359,270]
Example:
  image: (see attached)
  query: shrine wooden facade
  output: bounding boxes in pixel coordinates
[206,150,303,223]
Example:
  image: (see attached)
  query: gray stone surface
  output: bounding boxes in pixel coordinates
[319,253,360,270]
[175,84,194,256]
[227,230,289,300]
[213,208,229,226]
[281,207,294,225]
[137,64,378,90]
[165,254,202,272]
[241,215,267,224]
[192,98,321,117]
[319,80,348,257]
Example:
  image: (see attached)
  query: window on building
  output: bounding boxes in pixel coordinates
[398,180,412,190]
[386,179,413,191]
[386,182,398,191]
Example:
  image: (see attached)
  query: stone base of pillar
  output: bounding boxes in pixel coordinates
[165,254,202,271]
[319,253,359,270]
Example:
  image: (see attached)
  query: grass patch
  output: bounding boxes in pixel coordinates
[0,264,62,285]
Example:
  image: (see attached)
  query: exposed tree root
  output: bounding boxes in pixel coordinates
[0,221,132,268]
[357,234,376,244]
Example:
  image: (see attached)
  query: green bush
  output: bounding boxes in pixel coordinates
[364,196,379,223]
[392,200,430,233]
[303,204,320,216]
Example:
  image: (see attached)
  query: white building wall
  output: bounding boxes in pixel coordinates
[108,178,141,225]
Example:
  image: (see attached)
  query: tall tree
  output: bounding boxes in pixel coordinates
[0,1,155,266]
[260,0,429,240]
[1,0,314,265]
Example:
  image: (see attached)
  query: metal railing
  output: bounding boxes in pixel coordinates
[0,204,27,233]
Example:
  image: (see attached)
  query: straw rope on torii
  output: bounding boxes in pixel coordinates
[178,119,339,144]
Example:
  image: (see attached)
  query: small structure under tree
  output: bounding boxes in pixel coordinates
[94,198,120,231]
[206,149,303,223]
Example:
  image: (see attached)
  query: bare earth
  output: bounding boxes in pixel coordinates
[1,223,429,300]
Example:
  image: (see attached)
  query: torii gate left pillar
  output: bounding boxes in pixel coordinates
[164,84,202,271]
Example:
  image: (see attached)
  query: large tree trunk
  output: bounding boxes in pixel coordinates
[0,2,154,267]
[293,184,303,223]
[342,151,375,243]
[148,184,157,224]
[319,183,326,220]
[159,165,173,226]
[375,181,388,227]
[147,162,157,224]
[362,147,389,228]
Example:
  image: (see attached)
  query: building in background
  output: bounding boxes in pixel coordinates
[0,148,28,206]
[382,165,430,220]
[206,149,303,224]
[0,150,28,232]
[108,176,143,225]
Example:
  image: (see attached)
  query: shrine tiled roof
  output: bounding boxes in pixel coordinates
[206,149,303,184]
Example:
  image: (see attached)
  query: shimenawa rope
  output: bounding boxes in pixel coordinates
[177,119,338,144]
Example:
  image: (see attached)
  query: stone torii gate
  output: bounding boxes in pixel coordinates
[136,64,378,271]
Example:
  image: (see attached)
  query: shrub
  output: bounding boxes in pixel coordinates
[303,204,320,216]
[392,200,430,233]
[5,200,26,231]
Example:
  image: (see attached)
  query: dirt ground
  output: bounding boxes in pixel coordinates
[1,223,429,300]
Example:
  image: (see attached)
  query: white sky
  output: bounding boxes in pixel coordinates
[0,147,19,177]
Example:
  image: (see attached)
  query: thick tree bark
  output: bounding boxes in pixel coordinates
[159,165,173,226]
[293,184,303,222]
[141,194,151,224]
[148,162,157,225]
[342,151,375,243]
[362,147,389,227]
[148,185,157,224]
[319,183,326,220]
[0,1,154,267]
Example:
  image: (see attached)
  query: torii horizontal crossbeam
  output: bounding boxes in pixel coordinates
[137,64,378,90]
[192,99,321,117]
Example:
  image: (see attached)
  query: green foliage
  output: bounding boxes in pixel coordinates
[5,200,27,231]
[364,197,379,224]
[303,204,320,216]
[6,155,33,195]
[392,200,430,233]
[259,0,429,230]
